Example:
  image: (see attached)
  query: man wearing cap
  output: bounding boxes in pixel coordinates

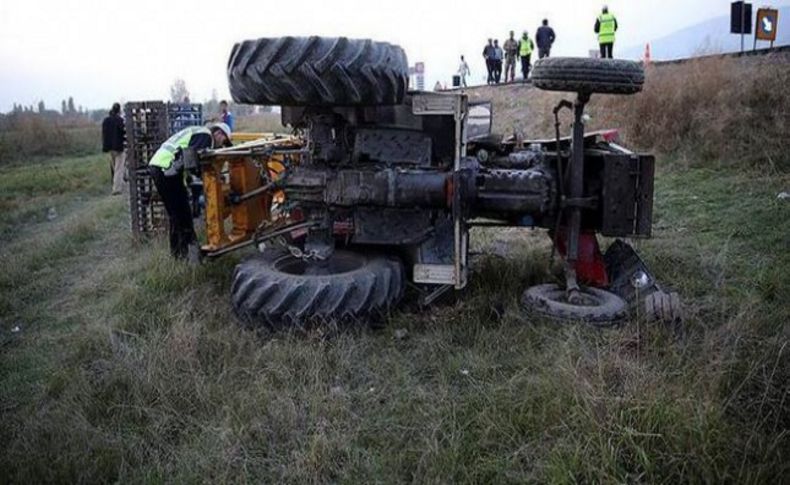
[148,123,232,260]
[503,31,519,83]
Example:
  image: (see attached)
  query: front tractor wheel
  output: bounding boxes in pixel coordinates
[531,57,645,95]
[231,249,405,328]
[521,284,627,326]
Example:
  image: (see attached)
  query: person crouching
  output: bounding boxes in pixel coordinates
[148,123,232,260]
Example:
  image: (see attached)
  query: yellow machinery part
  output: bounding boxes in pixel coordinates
[200,133,301,254]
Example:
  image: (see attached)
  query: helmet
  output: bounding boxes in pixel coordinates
[209,122,232,141]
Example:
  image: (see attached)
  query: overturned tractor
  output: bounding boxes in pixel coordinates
[198,36,678,327]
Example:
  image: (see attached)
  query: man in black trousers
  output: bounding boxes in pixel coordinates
[148,123,231,261]
[482,39,494,85]
[102,103,126,195]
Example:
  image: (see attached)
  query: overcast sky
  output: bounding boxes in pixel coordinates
[1,0,786,112]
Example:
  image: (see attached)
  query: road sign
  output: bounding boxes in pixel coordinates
[756,8,779,41]
[731,2,753,33]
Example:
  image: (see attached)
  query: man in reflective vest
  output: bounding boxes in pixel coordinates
[148,123,232,259]
[595,5,618,58]
[519,31,535,81]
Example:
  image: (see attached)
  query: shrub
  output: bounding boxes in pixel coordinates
[0,114,100,164]
[477,55,790,171]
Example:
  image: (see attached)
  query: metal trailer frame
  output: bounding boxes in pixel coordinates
[124,101,204,237]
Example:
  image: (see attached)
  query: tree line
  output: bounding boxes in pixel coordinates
[4,77,273,122]
[10,96,91,117]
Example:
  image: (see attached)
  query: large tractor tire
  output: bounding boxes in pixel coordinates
[227,36,409,107]
[522,284,627,326]
[231,249,405,328]
[531,57,644,95]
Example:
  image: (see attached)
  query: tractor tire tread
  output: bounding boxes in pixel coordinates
[231,249,404,328]
[532,57,645,95]
[228,36,409,106]
[521,283,627,326]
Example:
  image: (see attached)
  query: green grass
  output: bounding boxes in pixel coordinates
[0,154,788,483]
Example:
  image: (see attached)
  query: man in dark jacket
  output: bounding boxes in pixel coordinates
[482,39,494,85]
[536,19,556,59]
[102,103,126,195]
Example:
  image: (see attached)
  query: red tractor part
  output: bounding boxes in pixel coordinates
[553,230,609,288]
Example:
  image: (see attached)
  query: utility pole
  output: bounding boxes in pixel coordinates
[741,3,745,53]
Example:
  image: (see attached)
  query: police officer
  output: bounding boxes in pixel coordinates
[595,5,618,58]
[148,123,232,260]
[519,31,535,81]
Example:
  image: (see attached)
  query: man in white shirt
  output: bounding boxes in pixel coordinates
[457,55,471,87]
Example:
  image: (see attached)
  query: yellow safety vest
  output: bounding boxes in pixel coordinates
[519,37,533,56]
[149,126,211,170]
[598,13,616,44]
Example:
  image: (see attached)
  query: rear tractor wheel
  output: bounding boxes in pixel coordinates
[227,36,409,106]
[231,249,405,328]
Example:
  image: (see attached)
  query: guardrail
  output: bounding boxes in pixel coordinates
[652,44,790,66]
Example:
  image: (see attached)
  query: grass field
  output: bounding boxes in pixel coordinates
[1,146,788,482]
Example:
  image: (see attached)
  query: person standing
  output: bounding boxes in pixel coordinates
[102,102,126,195]
[595,5,618,58]
[218,100,235,131]
[519,31,535,81]
[503,31,519,83]
[492,39,504,84]
[536,19,556,58]
[482,39,494,85]
[148,123,232,260]
[457,55,471,87]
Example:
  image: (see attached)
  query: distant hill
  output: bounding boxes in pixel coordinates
[621,6,790,60]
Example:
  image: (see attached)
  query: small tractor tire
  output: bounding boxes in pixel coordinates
[521,283,627,326]
[227,36,409,106]
[644,290,683,325]
[531,57,645,95]
[231,249,405,328]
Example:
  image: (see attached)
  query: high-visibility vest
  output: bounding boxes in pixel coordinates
[519,37,533,56]
[149,126,211,170]
[598,13,616,44]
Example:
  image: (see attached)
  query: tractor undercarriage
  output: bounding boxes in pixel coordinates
[196,36,680,327]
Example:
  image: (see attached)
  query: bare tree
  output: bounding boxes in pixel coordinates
[170,78,190,103]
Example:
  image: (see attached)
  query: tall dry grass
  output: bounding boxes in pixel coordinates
[0,114,100,164]
[478,55,790,171]
[602,56,790,171]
